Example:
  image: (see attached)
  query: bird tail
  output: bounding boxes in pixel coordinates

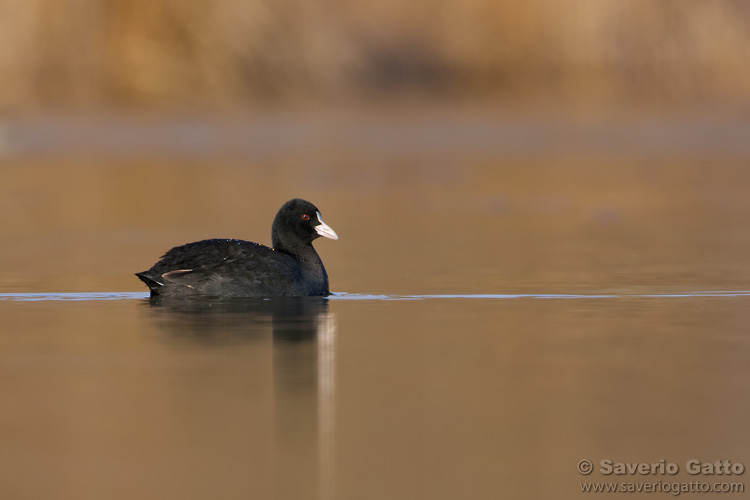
[135,271,163,293]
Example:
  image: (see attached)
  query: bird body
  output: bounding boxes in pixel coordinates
[136,199,337,297]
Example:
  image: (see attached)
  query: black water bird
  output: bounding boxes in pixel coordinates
[136,199,338,297]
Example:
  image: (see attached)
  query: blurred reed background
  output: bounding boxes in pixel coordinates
[1,0,750,109]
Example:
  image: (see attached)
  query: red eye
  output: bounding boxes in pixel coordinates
[302,214,310,220]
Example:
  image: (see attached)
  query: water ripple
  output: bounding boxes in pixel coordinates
[0,292,149,302]
[2,291,750,302]
[331,291,750,300]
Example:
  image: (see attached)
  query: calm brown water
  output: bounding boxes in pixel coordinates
[1,108,749,499]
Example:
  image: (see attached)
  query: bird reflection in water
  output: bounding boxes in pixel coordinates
[141,296,336,500]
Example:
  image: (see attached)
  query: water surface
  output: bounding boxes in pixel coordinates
[1,110,749,499]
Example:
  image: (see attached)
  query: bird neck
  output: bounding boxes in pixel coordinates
[273,237,329,294]
[273,231,318,263]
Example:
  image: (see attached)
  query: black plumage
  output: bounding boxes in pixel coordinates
[136,199,338,297]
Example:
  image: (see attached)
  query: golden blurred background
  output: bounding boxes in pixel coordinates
[2,0,750,110]
[2,6,750,500]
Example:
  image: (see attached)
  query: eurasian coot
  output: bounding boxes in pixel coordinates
[136,198,338,297]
